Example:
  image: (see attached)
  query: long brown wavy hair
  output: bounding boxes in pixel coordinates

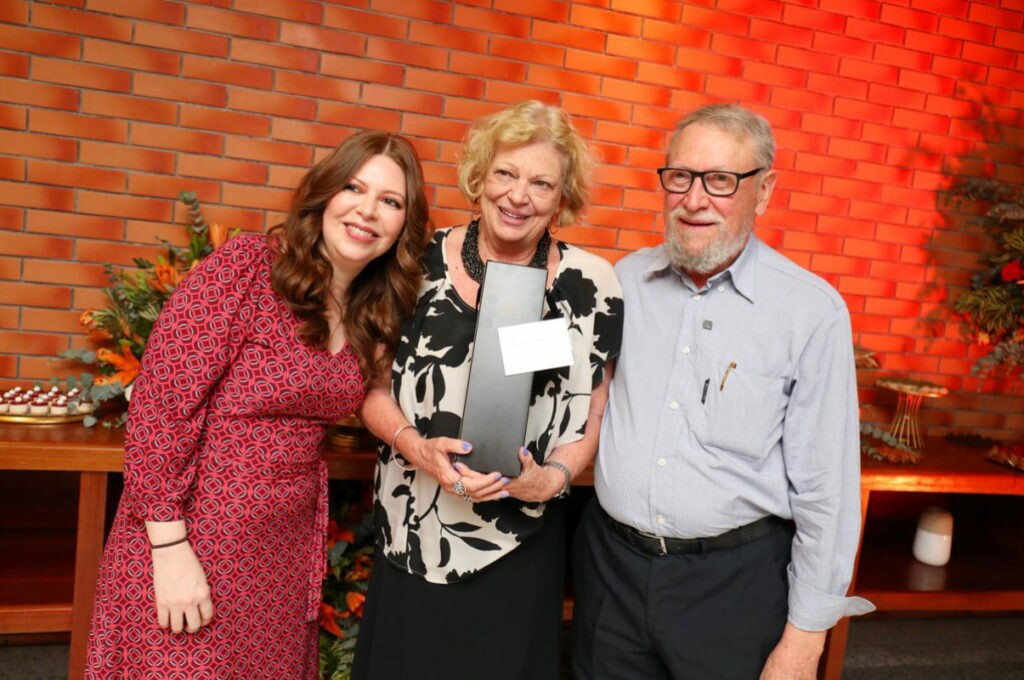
[268,130,432,379]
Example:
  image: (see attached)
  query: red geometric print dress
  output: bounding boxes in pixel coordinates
[86,234,366,679]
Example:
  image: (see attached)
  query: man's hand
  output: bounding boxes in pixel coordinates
[760,623,826,680]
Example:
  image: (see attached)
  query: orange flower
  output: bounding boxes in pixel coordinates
[345,554,373,581]
[326,521,356,550]
[87,328,113,342]
[977,331,991,346]
[208,223,228,249]
[93,344,141,387]
[81,309,112,341]
[150,261,181,293]
[318,603,344,638]
[79,309,99,329]
[345,591,366,617]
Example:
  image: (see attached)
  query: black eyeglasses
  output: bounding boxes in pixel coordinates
[657,167,764,197]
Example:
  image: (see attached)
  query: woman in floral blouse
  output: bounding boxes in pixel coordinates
[353,101,623,680]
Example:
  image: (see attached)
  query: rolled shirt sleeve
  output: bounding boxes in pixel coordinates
[782,306,875,630]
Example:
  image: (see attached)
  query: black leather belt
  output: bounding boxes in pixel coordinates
[602,507,787,556]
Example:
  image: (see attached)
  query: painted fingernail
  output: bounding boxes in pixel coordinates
[501,477,511,485]
[453,462,463,471]
[462,442,471,451]
[500,491,509,499]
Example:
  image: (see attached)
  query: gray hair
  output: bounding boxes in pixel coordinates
[667,103,775,169]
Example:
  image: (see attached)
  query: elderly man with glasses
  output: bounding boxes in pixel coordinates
[571,103,873,680]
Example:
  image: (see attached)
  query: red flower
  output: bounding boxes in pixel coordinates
[1000,260,1024,282]
[318,603,344,638]
[345,591,366,618]
[325,520,356,551]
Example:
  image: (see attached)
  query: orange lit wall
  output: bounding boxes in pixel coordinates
[1,0,1022,439]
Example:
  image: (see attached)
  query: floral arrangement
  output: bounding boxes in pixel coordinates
[60,192,231,426]
[947,176,1024,379]
[319,490,375,680]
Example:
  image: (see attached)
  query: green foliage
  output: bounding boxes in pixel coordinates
[177,191,214,265]
[944,174,1024,379]
[859,422,917,461]
[954,283,1024,336]
[57,192,219,426]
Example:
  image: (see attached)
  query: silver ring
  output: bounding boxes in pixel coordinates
[453,478,466,496]
[461,492,473,502]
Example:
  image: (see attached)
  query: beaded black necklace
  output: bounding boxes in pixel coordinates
[460,218,551,284]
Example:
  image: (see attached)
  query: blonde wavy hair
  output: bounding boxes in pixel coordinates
[457,100,595,229]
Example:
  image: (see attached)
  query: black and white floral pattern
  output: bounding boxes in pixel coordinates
[374,227,623,583]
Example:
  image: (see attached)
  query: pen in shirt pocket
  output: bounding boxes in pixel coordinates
[720,362,737,391]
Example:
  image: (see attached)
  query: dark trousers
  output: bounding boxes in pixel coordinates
[352,503,566,680]
[571,499,791,680]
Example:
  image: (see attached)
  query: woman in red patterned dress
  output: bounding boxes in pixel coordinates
[85,130,431,679]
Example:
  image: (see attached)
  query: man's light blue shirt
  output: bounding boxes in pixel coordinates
[596,237,874,630]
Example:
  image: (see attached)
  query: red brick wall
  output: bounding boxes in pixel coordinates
[1,0,1022,439]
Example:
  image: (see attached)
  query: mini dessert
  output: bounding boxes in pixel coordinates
[8,396,29,415]
[29,397,51,415]
[49,397,69,416]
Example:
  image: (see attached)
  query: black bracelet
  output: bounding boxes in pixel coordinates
[150,536,189,550]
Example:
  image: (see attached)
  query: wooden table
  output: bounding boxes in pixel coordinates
[819,438,1024,679]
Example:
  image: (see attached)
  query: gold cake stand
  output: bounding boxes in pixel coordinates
[876,377,948,451]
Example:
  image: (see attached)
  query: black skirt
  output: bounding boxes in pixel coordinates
[352,502,566,680]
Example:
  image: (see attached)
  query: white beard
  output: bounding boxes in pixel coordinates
[665,217,750,275]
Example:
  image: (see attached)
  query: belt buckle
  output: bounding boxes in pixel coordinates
[657,536,668,556]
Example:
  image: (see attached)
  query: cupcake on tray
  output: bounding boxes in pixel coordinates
[8,396,29,415]
[29,396,51,416]
[49,396,69,416]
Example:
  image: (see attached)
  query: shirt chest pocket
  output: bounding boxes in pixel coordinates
[699,362,789,460]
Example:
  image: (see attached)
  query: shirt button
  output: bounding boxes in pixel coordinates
[657,458,666,467]
[669,401,679,410]
[717,285,725,292]
[692,293,701,300]
[657,516,666,525]
[681,346,691,355]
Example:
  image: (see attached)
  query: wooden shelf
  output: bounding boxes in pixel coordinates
[820,439,1024,680]
[854,520,1024,611]
[0,529,75,634]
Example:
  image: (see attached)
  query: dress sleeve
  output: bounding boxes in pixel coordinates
[122,234,269,522]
